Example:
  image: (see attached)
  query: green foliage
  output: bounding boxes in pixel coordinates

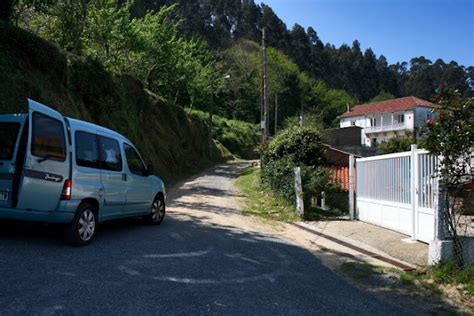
[301,166,336,207]
[283,113,324,131]
[189,110,259,159]
[19,2,220,112]
[221,40,302,124]
[300,76,358,127]
[370,91,396,102]
[378,134,414,154]
[420,89,473,267]
[0,22,230,184]
[264,126,325,166]
[260,126,332,205]
[431,262,474,295]
[235,167,301,223]
[420,90,474,187]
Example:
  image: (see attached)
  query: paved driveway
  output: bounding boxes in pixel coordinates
[0,162,408,315]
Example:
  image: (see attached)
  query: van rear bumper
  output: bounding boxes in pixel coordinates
[0,201,78,223]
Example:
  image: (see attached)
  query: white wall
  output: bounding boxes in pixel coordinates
[340,116,367,145]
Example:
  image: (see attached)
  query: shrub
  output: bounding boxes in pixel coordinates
[378,134,414,154]
[260,126,333,206]
[263,126,325,166]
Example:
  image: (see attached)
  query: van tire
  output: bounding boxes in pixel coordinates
[64,203,97,246]
[145,195,165,225]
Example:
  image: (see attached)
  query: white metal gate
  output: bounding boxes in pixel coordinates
[356,146,437,243]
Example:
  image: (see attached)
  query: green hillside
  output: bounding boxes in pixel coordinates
[0,22,232,183]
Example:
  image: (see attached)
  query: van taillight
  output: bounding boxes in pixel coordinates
[61,179,72,200]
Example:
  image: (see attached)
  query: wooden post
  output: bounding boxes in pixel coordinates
[294,167,304,215]
[349,154,355,220]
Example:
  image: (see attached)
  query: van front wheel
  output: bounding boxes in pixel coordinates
[65,203,97,246]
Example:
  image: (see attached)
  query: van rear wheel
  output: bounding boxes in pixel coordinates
[65,203,97,246]
[145,195,165,225]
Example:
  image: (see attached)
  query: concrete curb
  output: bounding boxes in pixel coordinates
[290,221,418,271]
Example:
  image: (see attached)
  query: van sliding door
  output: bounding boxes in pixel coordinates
[16,99,70,212]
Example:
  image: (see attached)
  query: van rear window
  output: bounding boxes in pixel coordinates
[31,112,66,161]
[0,123,20,160]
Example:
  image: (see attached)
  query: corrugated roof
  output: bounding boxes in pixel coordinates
[340,96,438,119]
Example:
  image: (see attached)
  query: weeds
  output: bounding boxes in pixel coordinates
[235,166,300,223]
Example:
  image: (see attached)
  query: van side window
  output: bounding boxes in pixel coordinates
[124,143,147,176]
[98,136,122,171]
[75,131,100,169]
[31,112,66,161]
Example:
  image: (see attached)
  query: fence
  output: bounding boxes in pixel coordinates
[356,145,437,243]
[330,166,351,191]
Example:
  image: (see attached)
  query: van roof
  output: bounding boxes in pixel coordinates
[66,117,132,144]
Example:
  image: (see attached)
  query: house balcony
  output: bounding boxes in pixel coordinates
[365,123,407,134]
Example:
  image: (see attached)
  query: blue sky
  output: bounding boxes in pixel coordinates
[261,0,474,66]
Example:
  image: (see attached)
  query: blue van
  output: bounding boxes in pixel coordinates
[0,99,166,245]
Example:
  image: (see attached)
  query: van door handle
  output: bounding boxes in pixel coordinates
[122,174,127,181]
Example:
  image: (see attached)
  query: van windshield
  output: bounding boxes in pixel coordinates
[0,123,20,160]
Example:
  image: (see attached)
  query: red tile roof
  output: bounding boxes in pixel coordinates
[340,96,438,119]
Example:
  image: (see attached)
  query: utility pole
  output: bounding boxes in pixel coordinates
[261,27,269,141]
[274,94,278,135]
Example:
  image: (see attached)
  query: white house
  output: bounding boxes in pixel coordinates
[339,96,438,147]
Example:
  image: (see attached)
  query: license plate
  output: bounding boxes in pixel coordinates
[0,192,8,201]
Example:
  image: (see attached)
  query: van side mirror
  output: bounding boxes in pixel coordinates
[146,164,154,176]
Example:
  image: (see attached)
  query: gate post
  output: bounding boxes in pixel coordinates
[349,154,355,220]
[410,144,418,240]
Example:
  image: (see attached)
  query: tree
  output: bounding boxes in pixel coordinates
[234,0,261,41]
[307,26,324,79]
[370,91,395,103]
[406,56,436,99]
[420,89,474,267]
[83,0,136,68]
[289,23,311,72]
[25,0,89,54]
[260,4,289,53]
[361,48,380,101]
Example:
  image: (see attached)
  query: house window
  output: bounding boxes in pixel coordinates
[426,112,432,120]
[371,118,377,127]
[397,114,404,124]
[351,121,356,126]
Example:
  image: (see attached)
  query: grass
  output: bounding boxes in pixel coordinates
[339,262,474,315]
[339,261,473,313]
[430,262,474,295]
[235,166,301,223]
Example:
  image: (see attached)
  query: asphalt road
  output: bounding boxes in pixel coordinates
[0,162,409,315]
